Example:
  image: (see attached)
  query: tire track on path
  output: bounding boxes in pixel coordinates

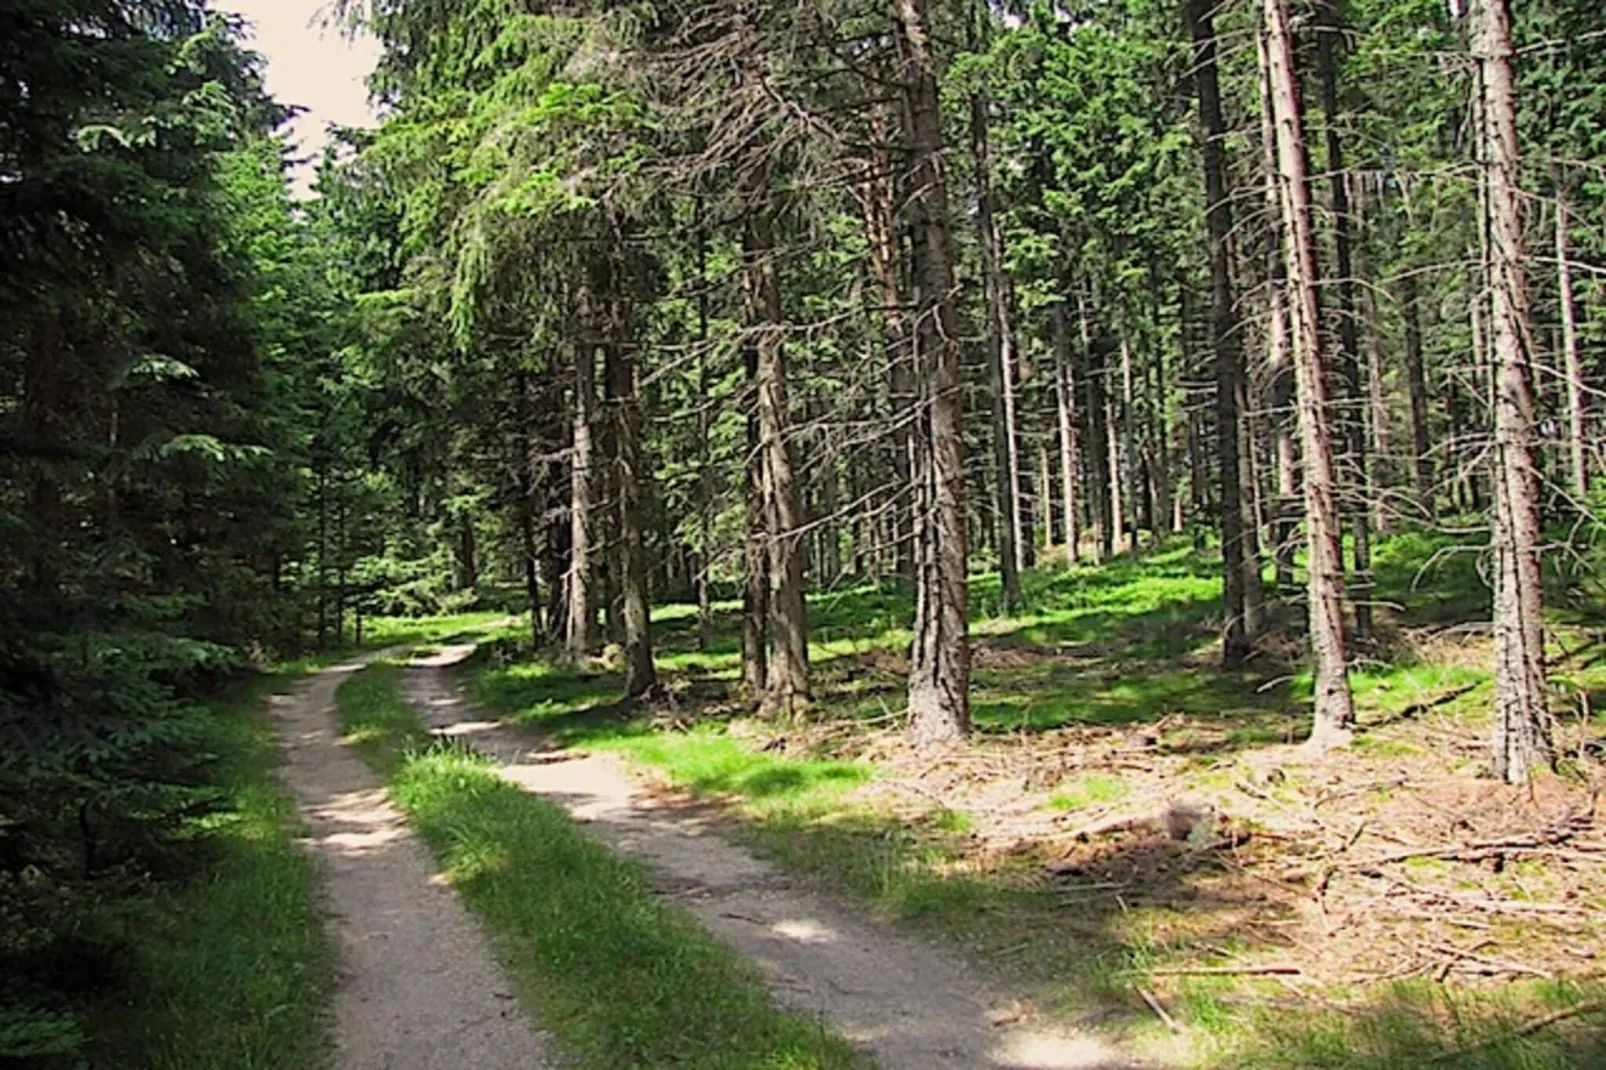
[404,644,1151,1070]
[271,652,556,1070]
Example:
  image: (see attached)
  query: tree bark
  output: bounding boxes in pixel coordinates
[1079,286,1114,562]
[1119,332,1139,554]
[566,319,598,658]
[897,0,970,745]
[1053,289,1081,566]
[742,338,768,695]
[1400,269,1435,521]
[1263,0,1356,745]
[971,91,1025,610]
[1256,43,1299,591]
[1554,168,1586,501]
[1474,0,1553,783]
[1314,0,1373,645]
[603,294,657,699]
[745,210,811,717]
[1187,0,1253,668]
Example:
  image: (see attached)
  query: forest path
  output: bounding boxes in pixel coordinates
[403,645,1150,1070]
[270,652,556,1070]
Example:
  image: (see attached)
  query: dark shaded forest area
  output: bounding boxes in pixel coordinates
[5,0,1606,1066]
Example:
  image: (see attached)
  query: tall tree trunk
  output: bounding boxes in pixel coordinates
[897,0,970,745]
[544,435,571,643]
[1119,332,1139,554]
[566,324,598,658]
[1237,369,1269,635]
[695,212,715,650]
[861,107,916,582]
[1179,281,1209,542]
[971,91,1025,610]
[1314,0,1373,645]
[1475,0,1553,783]
[1106,366,1124,554]
[1151,347,1175,536]
[745,210,811,716]
[1554,168,1587,501]
[603,293,657,699]
[1363,283,1392,534]
[1078,287,1113,561]
[1187,0,1253,668]
[1264,0,1356,745]
[458,512,477,591]
[1053,290,1081,566]
[1038,438,1054,552]
[1400,269,1435,521]
[742,336,769,696]
[1257,47,1299,590]
[316,455,328,648]
[516,371,543,647]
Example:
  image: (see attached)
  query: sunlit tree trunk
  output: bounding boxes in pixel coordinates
[898,0,970,745]
[1119,332,1139,554]
[1553,167,1586,501]
[1264,0,1356,745]
[1257,44,1299,591]
[1475,0,1553,782]
[1052,287,1081,566]
[566,314,598,658]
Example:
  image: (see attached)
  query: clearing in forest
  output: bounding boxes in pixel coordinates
[454,533,1606,1069]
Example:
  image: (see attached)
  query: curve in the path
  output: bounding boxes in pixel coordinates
[404,645,1152,1070]
[271,652,556,1070]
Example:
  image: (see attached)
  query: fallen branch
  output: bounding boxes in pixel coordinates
[1428,999,1606,1064]
[1145,965,1302,977]
[1136,987,1181,1034]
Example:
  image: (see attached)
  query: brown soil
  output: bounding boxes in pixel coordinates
[796,685,1606,997]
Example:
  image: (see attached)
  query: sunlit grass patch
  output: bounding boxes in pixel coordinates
[1047,775,1130,812]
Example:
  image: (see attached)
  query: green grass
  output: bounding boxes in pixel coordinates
[1047,775,1130,812]
[84,672,334,1070]
[462,528,1606,1067]
[1213,979,1606,1069]
[335,665,865,1070]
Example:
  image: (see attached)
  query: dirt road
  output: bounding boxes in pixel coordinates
[270,653,554,1070]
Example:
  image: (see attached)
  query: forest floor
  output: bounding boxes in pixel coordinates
[454,530,1606,1069]
[397,645,1138,1068]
